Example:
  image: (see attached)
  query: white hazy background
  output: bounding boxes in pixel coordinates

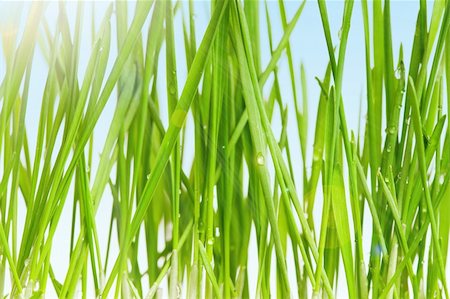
[0,1,448,298]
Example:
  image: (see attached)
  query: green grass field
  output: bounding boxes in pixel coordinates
[0,0,450,298]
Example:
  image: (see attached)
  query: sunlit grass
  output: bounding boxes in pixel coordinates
[0,1,449,298]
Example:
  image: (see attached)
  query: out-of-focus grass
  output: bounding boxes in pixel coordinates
[0,1,449,298]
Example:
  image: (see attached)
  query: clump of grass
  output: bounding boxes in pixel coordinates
[0,0,449,298]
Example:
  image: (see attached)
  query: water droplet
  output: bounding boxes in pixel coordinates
[99,46,103,53]
[386,146,392,153]
[256,152,265,166]
[439,174,445,184]
[313,152,320,161]
[395,67,402,79]
[215,227,220,237]
[385,126,396,135]
[207,238,214,246]
[169,85,176,95]
[147,173,150,180]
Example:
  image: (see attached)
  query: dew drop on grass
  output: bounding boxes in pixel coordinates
[146,173,150,180]
[439,174,445,184]
[386,146,392,153]
[385,126,396,135]
[313,152,320,162]
[207,238,214,246]
[256,152,265,166]
[169,85,177,95]
[395,67,402,79]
